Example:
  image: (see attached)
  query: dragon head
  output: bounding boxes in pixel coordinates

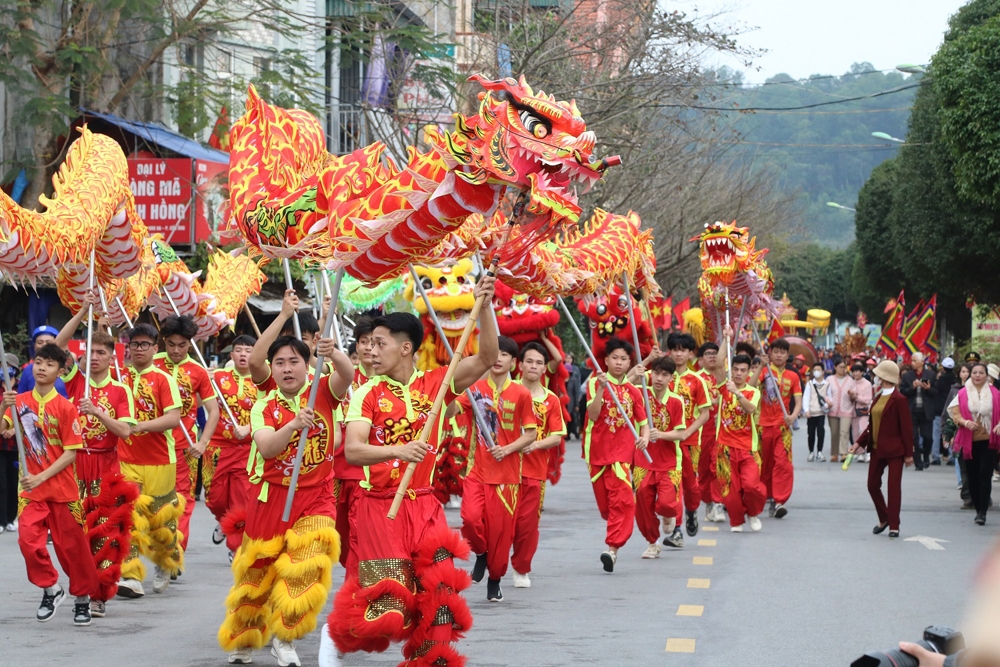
[493,279,559,343]
[442,75,621,224]
[405,259,477,332]
[692,220,757,284]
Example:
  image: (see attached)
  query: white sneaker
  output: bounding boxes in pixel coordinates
[445,498,462,509]
[152,567,170,594]
[228,647,253,664]
[641,543,661,559]
[711,504,727,523]
[512,571,532,587]
[271,638,300,667]
[116,578,145,598]
[816,453,826,462]
[731,524,744,532]
[318,623,342,667]
[748,515,763,532]
[5,520,16,532]
[807,452,815,462]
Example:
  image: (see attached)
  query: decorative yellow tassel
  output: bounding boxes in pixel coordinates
[268,518,339,642]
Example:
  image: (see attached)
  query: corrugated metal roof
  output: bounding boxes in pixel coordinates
[79,110,230,164]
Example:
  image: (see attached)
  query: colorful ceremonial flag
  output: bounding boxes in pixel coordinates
[879,290,905,357]
[649,295,673,329]
[905,295,937,362]
[673,297,691,330]
[856,310,868,328]
[209,106,231,151]
[767,318,785,344]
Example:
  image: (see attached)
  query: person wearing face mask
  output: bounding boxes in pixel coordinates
[948,363,1000,527]
[802,363,829,462]
[848,364,873,463]
[827,358,855,464]
[851,360,913,538]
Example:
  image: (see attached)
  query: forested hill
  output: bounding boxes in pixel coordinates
[718,63,917,247]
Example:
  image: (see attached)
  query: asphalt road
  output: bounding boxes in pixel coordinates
[0,426,996,666]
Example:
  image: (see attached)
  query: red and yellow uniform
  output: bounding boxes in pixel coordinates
[329,367,473,667]
[334,366,368,573]
[583,375,648,549]
[758,366,801,505]
[5,389,99,599]
[511,386,564,576]
[205,368,257,552]
[154,353,214,551]
[697,369,723,506]
[457,376,536,580]
[634,390,685,544]
[64,365,139,602]
[670,369,710,513]
[119,365,184,582]
[716,384,766,526]
[218,377,342,653]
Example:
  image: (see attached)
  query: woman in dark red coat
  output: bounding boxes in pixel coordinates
[851,360,914,538]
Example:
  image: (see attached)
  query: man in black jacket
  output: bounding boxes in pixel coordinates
[899,352,938,470]
[933,358,956,464]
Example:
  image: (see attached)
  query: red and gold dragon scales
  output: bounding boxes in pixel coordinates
[693,221,779,341]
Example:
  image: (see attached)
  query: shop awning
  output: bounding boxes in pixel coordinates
[77,110,230,164]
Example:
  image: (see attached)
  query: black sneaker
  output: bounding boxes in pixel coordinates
[37,586,65,622]
[471,553,487,584]
[486,578,503,602]
[73,601,92,626]
[212,523,226,545]
[663,527,684,548]
[975,514,986,526]
[600,550,616,572]
[767,499,776,517]
[685,510,699,537]
[774,503,788,519]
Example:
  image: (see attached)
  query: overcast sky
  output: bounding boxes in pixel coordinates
[677,0,969,82]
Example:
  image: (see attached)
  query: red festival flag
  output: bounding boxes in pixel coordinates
[767,318,785,344]
[905,295,937,362]
[673,297,691,330]
[209,105,231,152]
[879,291,905,356]
[650,295,673,329]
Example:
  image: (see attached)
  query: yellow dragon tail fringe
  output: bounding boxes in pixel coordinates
[140,492,186,576]
[268,516,340,643]
[218,533,286,652]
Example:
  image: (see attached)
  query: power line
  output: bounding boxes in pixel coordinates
[658,82,923,112]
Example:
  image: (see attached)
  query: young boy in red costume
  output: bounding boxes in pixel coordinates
[329,277,497,667]
[666,333,711,538]
[511,342,565,588]
[635,357,687,558]
[117,323,183,599]
[55,297,138,619]
[205,334,257,557]
[450,335,536,602]
[154,315,220,553]
[696,342,726,523]
[717,353,766,532]
[584,337,649,573]
[218,335,353,666]
[2,343,99,626]
[750,337,801,519]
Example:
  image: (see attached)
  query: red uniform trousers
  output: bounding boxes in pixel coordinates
[460,477,518,580]
[510,478,544,575]
[588,463,635,549]
[868,456,903,531]
[759,425,794,504]
[698,428,721,504]
[717,446,766,527]
[634,468,680,545]
[206,445,253,553]
[19,499,99,597]
[175,452,194,551]
[678,443,701,516]
[75,448,120,495]
[334,478,362,573]
[330,489,472,667]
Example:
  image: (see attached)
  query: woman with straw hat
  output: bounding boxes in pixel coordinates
[851,360,914,538]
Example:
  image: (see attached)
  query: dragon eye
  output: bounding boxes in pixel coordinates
[596,304,607,316]
[519,110,549,139]
[421,278,433,290]
[617,296,628,310]
[456,275,466,284]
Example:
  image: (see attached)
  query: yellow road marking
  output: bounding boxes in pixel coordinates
[693,556,713,565]
[687,578,711,588]
[666,638,696,653]
[702,526,720,532]
[677,605,704,617]
[698,539,717,546]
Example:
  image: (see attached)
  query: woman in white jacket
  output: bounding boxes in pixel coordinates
[802,363,830,462]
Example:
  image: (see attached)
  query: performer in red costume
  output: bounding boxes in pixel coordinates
[2,344,99,627]
[583,337,649,573]
[750,337,801,519]
[696,342,726,523]
[329,275,497,667]
[55,301,138,619]
[205,334,258,557]
[635,357,686,558]
[716,353,766,532]
[666,333,710,538]
[511,342,565,588]
[154,316,220,552]
[450,336,536,602]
